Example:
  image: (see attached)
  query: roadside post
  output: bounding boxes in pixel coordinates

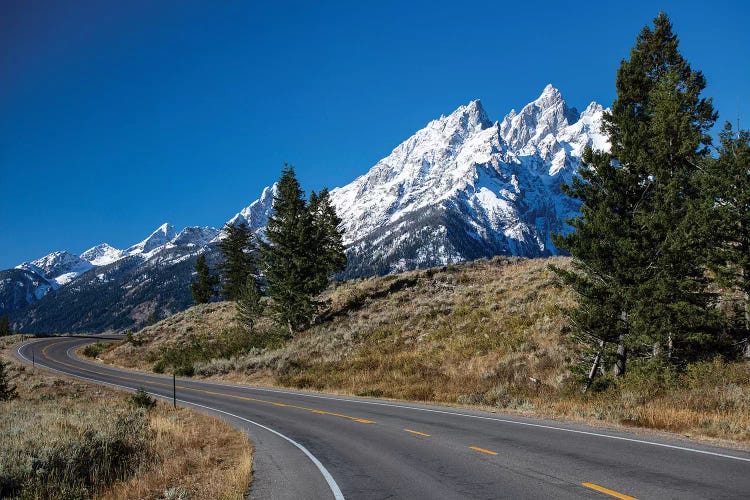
[173,372,176,409]
[32,348,35,368]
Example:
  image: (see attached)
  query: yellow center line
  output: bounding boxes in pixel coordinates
[582,482,638,500]
[403,429,431,437]
[39,341,375,425]
[469,446,498,455]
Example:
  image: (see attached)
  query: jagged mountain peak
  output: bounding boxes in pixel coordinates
[16,250,93,287]
[223,183,279,241]
[80,243,124,266]
[127,223,177,255]
[500,84,579,151]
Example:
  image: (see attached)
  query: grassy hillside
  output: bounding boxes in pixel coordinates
[102,257,750,444]
[0,336,252,499]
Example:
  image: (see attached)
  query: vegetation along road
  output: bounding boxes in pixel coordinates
[16,336,750,499]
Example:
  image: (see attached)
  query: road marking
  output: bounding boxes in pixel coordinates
[35,340,375,425]
[33,337,750,464]
[403,429,431,437]
[582,482,637,500]
[17,341,345,500]
[469,446,498,455]
[200,383,750,464]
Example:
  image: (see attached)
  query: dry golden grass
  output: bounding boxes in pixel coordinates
[101,257,750,446]
[0,338,252,499]
[102,407,252,500]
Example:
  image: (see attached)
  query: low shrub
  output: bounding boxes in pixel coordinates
[130,387,157,410]
[81,341,112,358]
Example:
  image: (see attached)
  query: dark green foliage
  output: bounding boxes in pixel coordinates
[0,315,9,336]
[237,276,264,331]
[191,254,218,304]
[81,342,111,358]
[129,387,157,409]
[705,123,750,354]
[308,188,347,291]
[0,361,17,401]
[219,222,257,301]
[260,166,347,334]
[261,165,318,333]
[553,13,719,377]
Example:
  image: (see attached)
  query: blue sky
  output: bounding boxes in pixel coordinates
[1,1,748,269]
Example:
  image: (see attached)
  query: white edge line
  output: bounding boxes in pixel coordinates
[15,341,345,500]
[45,337,750,464]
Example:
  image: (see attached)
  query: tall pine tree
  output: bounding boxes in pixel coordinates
[261,166,316,334]
[707,123,750,357]
[191,254,218,304]
[219,222,257,300]
[308,187,347,292]
[554,13,718,378]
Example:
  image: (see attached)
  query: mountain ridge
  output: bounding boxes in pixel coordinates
[2,84,607,332]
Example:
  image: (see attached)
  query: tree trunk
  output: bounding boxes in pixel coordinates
[614,311,628,377]
[667,332,673,360]
[583,340,604,393]
[614,336,627,377]
[744,290,749,360]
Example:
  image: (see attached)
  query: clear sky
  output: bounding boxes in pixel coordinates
[1,0,748,269]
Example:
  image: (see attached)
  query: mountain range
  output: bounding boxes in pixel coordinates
[0,85,607,333]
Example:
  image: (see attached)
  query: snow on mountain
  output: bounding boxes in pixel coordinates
[16,251,94,287]
[6,84,609,331]
[80,243,124,266]
[323,84,608,277]
[172,226,220,247]
[230,85,606,278]
[223,183,278,240]
[126,223,178,256]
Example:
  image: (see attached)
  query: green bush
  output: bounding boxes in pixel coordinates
[129,387,157,410]
[81,341,111,358]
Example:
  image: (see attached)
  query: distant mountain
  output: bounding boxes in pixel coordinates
[2,223,221,332]
[3,84,607,333]
[80,244,124,266]
[16,251,93,287]
[328,85,607,277]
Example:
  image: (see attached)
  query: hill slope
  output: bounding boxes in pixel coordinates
[102,257,750,444]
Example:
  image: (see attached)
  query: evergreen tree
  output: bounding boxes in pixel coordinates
[0,360,17,401]
[236,275,264,331]
[191,254,218,304]
[554,13,718,377]
[707,123,750,357]
[260,166,316,334]
[0,315,9,337]
[308,187,347,292]
[219,222,256,300]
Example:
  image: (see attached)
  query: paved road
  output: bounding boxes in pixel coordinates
[15,336,750,499]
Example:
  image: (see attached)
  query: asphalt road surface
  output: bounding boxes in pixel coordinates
[15,336,750,499]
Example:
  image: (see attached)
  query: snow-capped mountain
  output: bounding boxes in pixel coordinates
[16,251,94,287]
[80,243,124,266]
[173,226,220,247]
[126,223,178,256]
[326,84,607,277]
[225,183,278,240]
[4,84,607,332]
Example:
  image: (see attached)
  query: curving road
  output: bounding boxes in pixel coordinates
[15,336,750,499]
